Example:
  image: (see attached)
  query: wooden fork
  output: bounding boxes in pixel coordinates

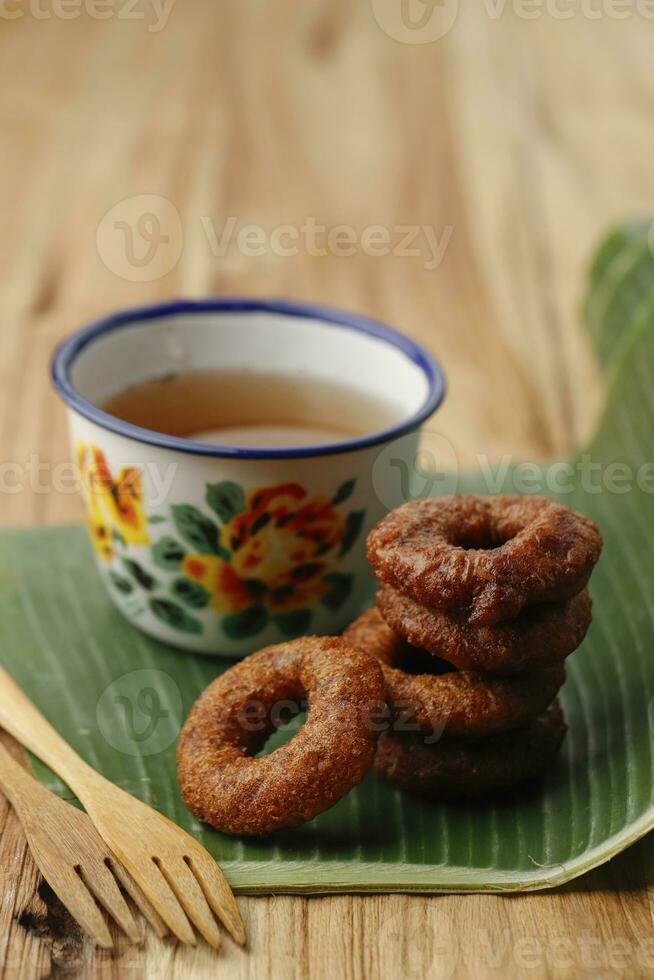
[0,666,245,950]
[0,740,168,948]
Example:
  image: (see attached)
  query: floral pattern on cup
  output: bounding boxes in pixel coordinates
[76,442,364,642]
[76,442,150,561]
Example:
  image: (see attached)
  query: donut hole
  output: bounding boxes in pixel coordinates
[453,520,515,551]
[255,708,308,757]
[389,640,456,676]
[236,679,308,758]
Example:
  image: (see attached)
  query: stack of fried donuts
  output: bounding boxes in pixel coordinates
[346,494,603,801]
[177,494,602,836]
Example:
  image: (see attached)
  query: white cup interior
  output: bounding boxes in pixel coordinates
[69,309,431,427]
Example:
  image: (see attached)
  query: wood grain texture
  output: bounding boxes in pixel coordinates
[0,740,144,949]
[0,1,653,976]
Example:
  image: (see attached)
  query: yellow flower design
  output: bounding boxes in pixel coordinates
[77,442,149,560]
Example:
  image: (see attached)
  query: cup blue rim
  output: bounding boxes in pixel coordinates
[51,297,446,460]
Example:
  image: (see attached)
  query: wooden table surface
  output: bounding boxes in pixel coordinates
[1,3,654,976]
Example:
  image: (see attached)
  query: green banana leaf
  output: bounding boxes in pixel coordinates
[2,223,654,892]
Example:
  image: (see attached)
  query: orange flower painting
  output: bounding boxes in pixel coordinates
[182,483,346,614]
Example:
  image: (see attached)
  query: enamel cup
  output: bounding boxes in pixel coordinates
[52,299,445,657]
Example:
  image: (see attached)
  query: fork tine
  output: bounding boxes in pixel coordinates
[184,850,246,946]
[110,860,169,940]
[119,854,196,946]
[77,861,142,944]
[156,858,222,950]
[53,866,114,949]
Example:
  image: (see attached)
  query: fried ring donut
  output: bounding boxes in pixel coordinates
[344,608,565,738]
[367,495,602,625]
[377,585,591,675]
[177,637,386,836]
[374,701,566,800]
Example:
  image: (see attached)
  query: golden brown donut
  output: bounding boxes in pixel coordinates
[177,637,386,836]
[376,585,591,676]
[367,495,602,625]
[374,701,566,799]
[344,608,565,738]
